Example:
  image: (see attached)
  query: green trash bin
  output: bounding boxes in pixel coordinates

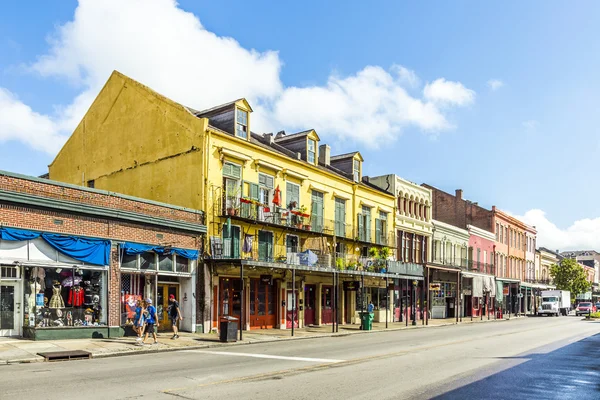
[360,312,374,330]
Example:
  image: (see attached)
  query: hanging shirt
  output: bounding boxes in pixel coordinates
[68,287,85,307]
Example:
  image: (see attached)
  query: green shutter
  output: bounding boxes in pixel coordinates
[357,213,364,241]
[375,219,382,245]
[250,183,259,200]
[232,226,240,258]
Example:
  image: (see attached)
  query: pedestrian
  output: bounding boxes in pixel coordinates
[142,298,159,345]
[133,299,145,344]
[367,301,374,313]
[168,294,183,339]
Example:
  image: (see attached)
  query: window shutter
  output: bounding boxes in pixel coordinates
[357,213,364,241]
[250,183,259,200]
[375,219,382,245]
[232,227,240,258]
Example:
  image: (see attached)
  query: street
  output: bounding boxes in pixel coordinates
[0,317,598,400]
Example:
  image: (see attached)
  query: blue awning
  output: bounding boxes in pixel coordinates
[121,242,199,260]
[0,227,110,266]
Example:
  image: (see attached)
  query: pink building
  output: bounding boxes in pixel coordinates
[465,224,496,318]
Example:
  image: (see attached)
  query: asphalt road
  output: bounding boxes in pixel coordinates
[1,316,598,400]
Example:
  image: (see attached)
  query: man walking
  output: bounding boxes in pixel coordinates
[142,298,159,345]
[168,294,182,339]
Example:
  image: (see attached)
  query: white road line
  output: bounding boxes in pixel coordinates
[185,350,345,363]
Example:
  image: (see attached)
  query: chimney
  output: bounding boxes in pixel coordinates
[263,133,274,144]
[318,144,330,166]
[455,189,463,200]
[297,152,302,160]
[275,130,286,139]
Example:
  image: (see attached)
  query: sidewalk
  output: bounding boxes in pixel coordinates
[0,316,511,364]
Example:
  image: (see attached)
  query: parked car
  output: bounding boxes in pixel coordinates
[575,302,596,316]
[596,302,600,310]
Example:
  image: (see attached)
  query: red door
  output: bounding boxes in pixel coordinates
[304,285,316,326]
[286,290,299,328]
[249,279,276,329]
[321,285,333,324]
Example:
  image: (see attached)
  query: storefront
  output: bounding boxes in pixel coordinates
[0,227,112,339]
[461,272,496,319]
[119,242,198,333]
[427,266,461,320]
[497,278,520,317]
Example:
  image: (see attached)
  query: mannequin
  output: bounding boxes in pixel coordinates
[28,278,42,315]
[49,281,65,309]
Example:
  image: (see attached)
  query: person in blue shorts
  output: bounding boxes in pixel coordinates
[142,298,159,345]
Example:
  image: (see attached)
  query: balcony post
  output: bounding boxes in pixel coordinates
[240,264,244,341]
[292,268,295,337]
[385,275,389,329]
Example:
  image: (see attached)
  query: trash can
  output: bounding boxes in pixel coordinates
[360,312,374,330]
[220,316,238,342]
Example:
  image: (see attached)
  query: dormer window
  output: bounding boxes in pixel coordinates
[236,109,248,139]
[353,159,360,182]
[307,139,316,164]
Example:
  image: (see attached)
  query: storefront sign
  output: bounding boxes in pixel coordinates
[462,289,472,296]
[343,281,360,291]
[260,274,273,285]
[503,286,509,295]
[429,283,441,291]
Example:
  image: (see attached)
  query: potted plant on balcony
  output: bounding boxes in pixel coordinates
[335,257,345,271]
[347,261,357,271]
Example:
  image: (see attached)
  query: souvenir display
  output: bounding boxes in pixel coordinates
[23,266,107,328]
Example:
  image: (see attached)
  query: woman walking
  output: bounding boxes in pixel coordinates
[133,300,146,345]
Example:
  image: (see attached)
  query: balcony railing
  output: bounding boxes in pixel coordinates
[353,226,396,247]
[223,196,336,234]
[430,256,496,275]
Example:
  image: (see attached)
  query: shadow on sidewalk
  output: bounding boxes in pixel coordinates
[433,333,600,399]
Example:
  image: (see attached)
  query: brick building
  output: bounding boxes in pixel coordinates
[0,170,205,339]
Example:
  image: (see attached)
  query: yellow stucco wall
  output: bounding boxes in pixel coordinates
[49,71,207,210]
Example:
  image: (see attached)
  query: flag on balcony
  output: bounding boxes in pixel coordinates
[273,185,281,206]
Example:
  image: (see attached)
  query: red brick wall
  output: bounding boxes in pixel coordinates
[423,185,493,232]
[0,174,203,225]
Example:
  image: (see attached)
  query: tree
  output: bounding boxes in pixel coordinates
[550,258,592,301]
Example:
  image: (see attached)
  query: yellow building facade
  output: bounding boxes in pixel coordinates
[49,71,423,332]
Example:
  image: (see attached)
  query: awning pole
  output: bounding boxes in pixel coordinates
[292,268,295,337]
[332,271,335,333]
[240,264,243,341]
[386,275,389,329]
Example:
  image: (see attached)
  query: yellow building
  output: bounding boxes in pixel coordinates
[49,71,423,333]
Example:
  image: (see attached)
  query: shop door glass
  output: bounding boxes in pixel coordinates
[250,280,256,316]
[0,285,16,336]
[304,285,316,326]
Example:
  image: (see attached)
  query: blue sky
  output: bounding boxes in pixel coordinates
[1,0,600,249]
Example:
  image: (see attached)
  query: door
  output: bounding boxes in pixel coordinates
[321,285,333,324]
[223,225,241,258]
[220,278,242,321]
[157,284,179,331]
[304,285,316,326]
[249,279,276,329]
[0,284,20,337]
[286,290,299,328]
[258,231,273,262]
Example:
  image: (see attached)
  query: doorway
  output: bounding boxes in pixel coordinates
[157,283,179,332]
[0,283,20,337]
[321,285,333,324]
[249,278,276,329]
[304,285,316,326]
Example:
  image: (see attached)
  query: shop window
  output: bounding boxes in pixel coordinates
[23,266,107,328]
[175,256,189,273]
[140,253,156,270]
[159,254,173,271]
[121,254,138,269]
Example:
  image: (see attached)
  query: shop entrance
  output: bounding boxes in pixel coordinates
[157,283,179,331]
[321,285,333,324]
[0,283,20,337]
[249,278,276,329]
[304,284,316,326]
[220,278,242,321]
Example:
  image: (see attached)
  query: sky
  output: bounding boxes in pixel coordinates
[1,0,600,251]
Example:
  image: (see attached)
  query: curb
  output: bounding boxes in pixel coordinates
[1,316,515,364]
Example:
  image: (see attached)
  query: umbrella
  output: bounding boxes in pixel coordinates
[272,185,281,206]
[299,250,318,266]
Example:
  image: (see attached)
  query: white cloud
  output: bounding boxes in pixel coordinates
[522,120,539,130]
[423,78,475,106]
[518,209,600,251]
[2,0,475,153]
[487,79,504,91]
[0,88,67,154]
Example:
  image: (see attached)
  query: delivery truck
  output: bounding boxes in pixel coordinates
[538,290,571,316]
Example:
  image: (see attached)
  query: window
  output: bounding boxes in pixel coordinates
[87,180,95,188]
[307,139,316,164]
[286,182,300,209]
[375,211,387,245]
[311,190,324,233]
[496,223,500,241]
[353,159,360,182]
[236,109,248,139]
[499,226,503,244]
[258,173,274,189]
[334,197,346,237]
[23,266,107,328]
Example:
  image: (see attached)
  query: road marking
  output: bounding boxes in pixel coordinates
[184,350,345,363]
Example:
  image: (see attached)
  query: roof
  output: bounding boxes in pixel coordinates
[273,129,319,142]
[189,98,253,116]
[330,152,360,161]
